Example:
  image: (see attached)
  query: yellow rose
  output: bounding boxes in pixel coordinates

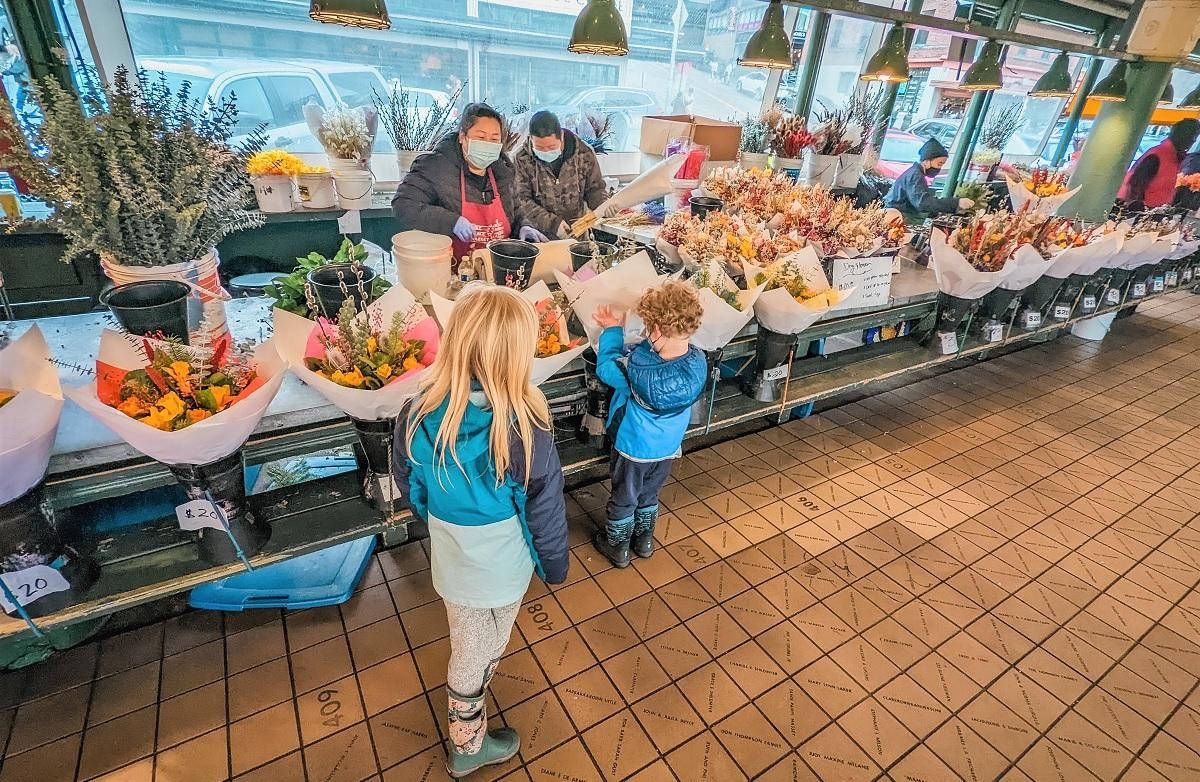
[375,363,392,380]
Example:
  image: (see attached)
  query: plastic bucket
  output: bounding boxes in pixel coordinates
[666,178,700,213]
[167,451,269,565]
[252,175,294,213]
[978,286,1020,322]
[306,263,379,318]
[296,172,337,209]
[689,196,723,218]
[568,241,616,272]
[1020,275,1064,315]
[489,240,539,289]
[334,169,374,210]
[803,153,839,187]
[100,280,192,343]
[739,151,769,170]
[393,230,452,302]
[328,156,369,173]
[101,248,230,346]
[835,153,864,189]
[396,150,427,177]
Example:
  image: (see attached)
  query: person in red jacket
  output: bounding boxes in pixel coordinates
[1118,118,1200,210]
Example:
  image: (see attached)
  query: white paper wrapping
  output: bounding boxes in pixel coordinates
[1046,233,1121,278]
[743,254,850,335]
[928,229,1012,300]
[1144,230,1181,266]
[1004,174,1081,216]
[1115,233,1154,269]
[690,261,766,352]
[430,281,587,385]
[0,326,63,505]
[1001,244,1057,291]
[1167,238,1200,260]
[66,331,287,466]
[594,153,687,218]
[554,251,667,346]
[273,283,439,422]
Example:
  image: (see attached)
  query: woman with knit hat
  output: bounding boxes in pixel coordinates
[884,137,974,221]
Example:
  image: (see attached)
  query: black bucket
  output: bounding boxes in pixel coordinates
[100,280,191,343]
[934,292,981,335]
[0,483,100,619]
[580,348,613,450]
[1129,264,1156,298]
[978,286,1021,322]
[1057,273,1091,317]
[167,451,270,565]
[489,240,539,289]
[351,417,401,513]
[689,348,725,427]
[746,327,797,402]
[689,196,724,218]
[306,263,378,319]
[568,241,616,272]
[1020,275,1064,316]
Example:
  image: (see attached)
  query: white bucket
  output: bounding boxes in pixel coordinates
[334,170,374,210]
[101,247,232,346]
[1071,311,1116,341]
[739,151,769,171]
[295,172,336,209]
[252,175,294,213]
[667,178,700,213]
[327,156,369,173]
[396,150,427,177]
[772,156,804,182]
[803,152,839,187]
[393,230,452,303]
[835,153,864,189]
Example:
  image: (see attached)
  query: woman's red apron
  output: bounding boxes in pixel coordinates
[452,168,511,261]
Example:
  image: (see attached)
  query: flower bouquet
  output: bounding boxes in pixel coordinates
[304,103,378,169]
[687,258,766,352]
[744,246,847,335]
[767,113,816,175]
[572,153,687,236]
[928,215,1025,346]
[1006,168,1080,216]
[432,281,586,385]
[66,331,285,564]
[274,282,439,512]
[699,167,800,222]
[0,327,100,619]
[806,105,857,187]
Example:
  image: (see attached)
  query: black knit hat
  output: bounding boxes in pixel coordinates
[919,137,950,161]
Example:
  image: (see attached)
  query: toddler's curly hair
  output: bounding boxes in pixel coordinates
[636,280,703,339]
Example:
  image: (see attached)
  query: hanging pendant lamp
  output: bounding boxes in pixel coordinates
[1159,81,1174,107]
[739,0,793,69]
[309,0,390,30]
[1179,84,1200,111]
[960,40,1003,91]
[1029,52,1073,98]
[1091,61,1128,102]
[568,0,629,56]
[860,24,910,83]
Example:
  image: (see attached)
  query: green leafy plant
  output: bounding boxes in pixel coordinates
[0,66,265,267]
[954,181,992,212]
[265,238,392,316]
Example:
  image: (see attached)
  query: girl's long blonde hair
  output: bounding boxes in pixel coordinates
[405,283,551,485]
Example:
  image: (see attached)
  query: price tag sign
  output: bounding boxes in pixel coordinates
[1082,296,1096,311]
[938,331,958,355]
[1053,304,1071,320]
[1183,268,1193,283]
[1132,283,1147,298]
[0,565,70,613]
[1022,311,1042,328]
[1152,277,1164,293]
[1106,288,1121,304]
[1166,271,1179,287]
[761,365,789,382]
[985,323,1004,342]
[176,499,226,532]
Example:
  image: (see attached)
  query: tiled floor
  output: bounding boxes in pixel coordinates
[5,291,1200,781]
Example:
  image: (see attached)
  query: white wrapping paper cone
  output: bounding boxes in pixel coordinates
[690,261,766,352]
[1046,233,1120,278]
[274,283,439,422]
[66,331,287,466]
[593,153,687,217]
[431,281,587,385]
[555,251,667,346]
[1000,244,1056,291]
[744,259,849,335]
[929,229,1011,300]
[1005,174,1081,216]
[0,326,64,504]
[1115,233,1154,269]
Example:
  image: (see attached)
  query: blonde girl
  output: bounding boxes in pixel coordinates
[394,283,568,778]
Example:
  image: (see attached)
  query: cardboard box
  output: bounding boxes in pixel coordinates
[639,115,743,162]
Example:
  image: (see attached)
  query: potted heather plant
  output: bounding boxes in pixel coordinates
[0,67,265,347]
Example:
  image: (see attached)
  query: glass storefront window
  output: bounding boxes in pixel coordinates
[118,0,771,164]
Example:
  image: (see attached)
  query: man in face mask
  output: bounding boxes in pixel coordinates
[884,137,974,222]
[513,111,608,240]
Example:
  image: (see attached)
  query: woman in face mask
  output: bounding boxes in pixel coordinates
[392,102,544,261]
[883,137,974,222]
[513,111,608,240]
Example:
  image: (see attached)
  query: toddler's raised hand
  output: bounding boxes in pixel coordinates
[593,305,626,329]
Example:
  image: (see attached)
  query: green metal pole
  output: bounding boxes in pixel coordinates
[6,0,72,88]
[869,1,922,151]
[1050,22,1116,167]
[793,10,830,120]
[1067,59,1172,221]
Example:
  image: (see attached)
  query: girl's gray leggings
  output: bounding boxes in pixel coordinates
[445,599,522,697]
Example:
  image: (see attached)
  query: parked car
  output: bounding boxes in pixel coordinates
[525,85,660,151]
[875,115,1050,179]
[139,56,393,153]
[737,71,768,98]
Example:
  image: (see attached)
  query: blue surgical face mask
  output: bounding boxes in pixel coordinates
[465,138,502,169]
[533,144,562,163]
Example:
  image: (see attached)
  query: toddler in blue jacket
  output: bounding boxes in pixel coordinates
[591,279,708,567]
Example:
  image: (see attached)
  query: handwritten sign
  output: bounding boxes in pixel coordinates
[831,256,892,310]
[0,565,70,613]
[176,500,226,532]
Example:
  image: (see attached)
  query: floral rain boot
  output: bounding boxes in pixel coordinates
[631,505,659,559]
[592,515,634,568]
[446,688,520,778]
